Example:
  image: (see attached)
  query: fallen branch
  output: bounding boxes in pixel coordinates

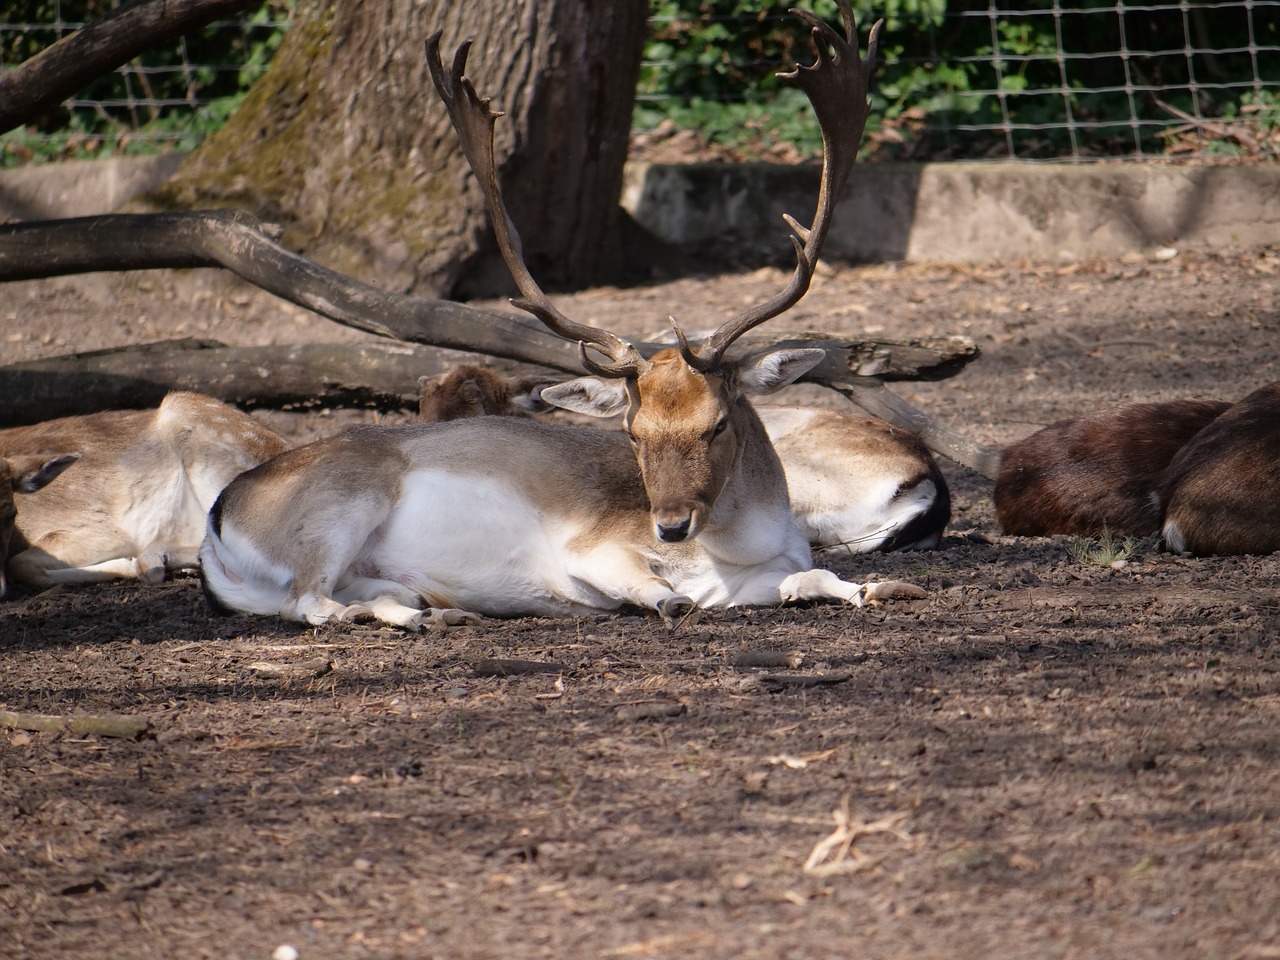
[471,658,567,677]
[759,670,852,692]
[0,708,151,739]
[245,658,334,681]
[0,211,1002,476]
[0,339,551,426]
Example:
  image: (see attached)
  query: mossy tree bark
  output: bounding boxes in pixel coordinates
[152,0,648,298]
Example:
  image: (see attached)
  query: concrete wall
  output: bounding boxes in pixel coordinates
[0,154,184,221]
[624,161,1280,262]
[3,154,1277,263]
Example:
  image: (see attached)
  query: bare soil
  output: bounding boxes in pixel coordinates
[3,242,1280,960]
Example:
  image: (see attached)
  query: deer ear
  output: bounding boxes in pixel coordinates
[11,453,81,493]
[736,348,826,396]
[539,378,629,418]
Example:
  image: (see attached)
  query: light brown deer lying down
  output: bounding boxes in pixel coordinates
[0,392,286,597]
[754,405,949,553]
[417,366,950,554]
[1161,382,1280,556]
[994,399,1230,537]
[200,8,925,630]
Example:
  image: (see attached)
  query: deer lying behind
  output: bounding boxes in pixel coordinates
[1161,382,1280,556]
[994,399,1230,537]
[418,365,950,554]
[418,365,554,422]
[0,392,286,598]
[199,8,925,630]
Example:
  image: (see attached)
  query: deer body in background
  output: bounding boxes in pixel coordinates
[417,364,552,422]
[199,6,926,630]
[755,405,949,552]
[417,367,950,554]
[994,399,1230,537]
[0,392,286,597]
[1161,383,1280,556]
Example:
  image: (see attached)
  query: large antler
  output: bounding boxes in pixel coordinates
[425,33,647,379]
[683,2,882,372]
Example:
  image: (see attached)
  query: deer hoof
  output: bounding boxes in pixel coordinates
[422,607,482,629]
[657,595,699,627]
[860,580,928,604]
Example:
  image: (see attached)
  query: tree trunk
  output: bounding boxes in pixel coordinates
[150,0,649,299]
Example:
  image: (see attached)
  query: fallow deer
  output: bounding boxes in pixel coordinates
[1161,382,1280,556]
[994,398,1229,537]
[0,453,79,597]
[417,364,551,422]
[753,405,949,553]
[416,365,950,554]
[0,392,286,597]
[199,5,925,629]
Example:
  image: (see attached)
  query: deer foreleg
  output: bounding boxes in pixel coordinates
[779,569,926,605]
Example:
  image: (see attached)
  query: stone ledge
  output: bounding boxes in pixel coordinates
[3,154,1276,263]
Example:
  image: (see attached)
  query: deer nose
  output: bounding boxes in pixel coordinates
[656,516,691,543]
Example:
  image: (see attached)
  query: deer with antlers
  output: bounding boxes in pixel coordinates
[199,4,924,629]
[417,365,950,554]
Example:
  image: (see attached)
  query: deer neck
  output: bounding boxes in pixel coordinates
[696,399,799,563]
[629,352,795,560]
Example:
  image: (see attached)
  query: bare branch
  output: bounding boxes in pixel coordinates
[0,0,259,136]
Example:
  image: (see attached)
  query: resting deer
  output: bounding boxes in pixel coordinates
[754,405,949,552]
[994,399,1229,537]
[417,364,552,422]
[417,365,950,554]
[1161,382,1280,556]
[200,6,925,629]
[0,392,286,597]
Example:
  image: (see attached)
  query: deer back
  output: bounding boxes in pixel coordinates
[995,399,1229,537]
[0,392,286,592]
[1160,382,1280,556]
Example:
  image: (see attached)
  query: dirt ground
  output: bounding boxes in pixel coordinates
[2,241,1280,960]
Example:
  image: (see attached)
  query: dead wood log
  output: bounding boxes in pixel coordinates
[0,211,586,371]
[0,708,151,739]
[0,339,554,425]
[0,211,1001,475]
[0,334,974,424]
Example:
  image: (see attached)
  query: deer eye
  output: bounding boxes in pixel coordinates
[711,418,729,439]
[627,431,639,447]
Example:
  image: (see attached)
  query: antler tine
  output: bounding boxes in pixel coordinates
[425,32,646,378]
[685,3,882,372]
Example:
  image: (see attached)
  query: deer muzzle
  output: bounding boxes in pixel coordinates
[653,507,696,543]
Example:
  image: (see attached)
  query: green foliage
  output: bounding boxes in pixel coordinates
[1067,530,1140,568]
[1,0,292,167]
[2,0,1275,166]
[636,0,1279,161]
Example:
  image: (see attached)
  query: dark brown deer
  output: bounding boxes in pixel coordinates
[417,364,551,422]
[1,392,286,597]
[1160,382,1280,556]
[994,399,1229,537]
[199,6,926,630]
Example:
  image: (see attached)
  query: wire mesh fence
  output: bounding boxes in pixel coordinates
[1,0,1277,166]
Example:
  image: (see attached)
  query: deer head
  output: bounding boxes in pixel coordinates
[426,3,880,543]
